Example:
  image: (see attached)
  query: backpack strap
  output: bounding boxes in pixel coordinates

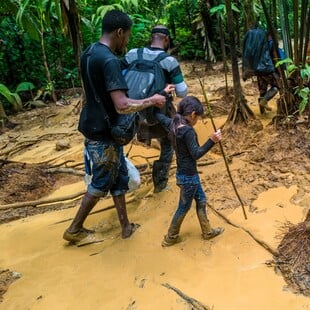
[137,47,144,60]
[154,51,168,63]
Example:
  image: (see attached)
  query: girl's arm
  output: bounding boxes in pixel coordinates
[185,128,221,160]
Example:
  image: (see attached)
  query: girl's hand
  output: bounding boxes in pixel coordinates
[210,129,222,143]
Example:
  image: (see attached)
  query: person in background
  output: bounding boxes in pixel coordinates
[63,10,166,244]
[155,96,224,247]
[122,25,188,193]
[257,32,281,114]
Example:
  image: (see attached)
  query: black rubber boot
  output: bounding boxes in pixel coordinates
[265,86,279,101]
[63,192,99,242]
[196,204,224,240]
[113,194,139,239]
[152,160,171,193]
[162,215,186,247]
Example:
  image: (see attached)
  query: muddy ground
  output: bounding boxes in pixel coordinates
[0,61,309,308]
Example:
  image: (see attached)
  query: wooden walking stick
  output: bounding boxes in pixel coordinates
[199,78,247,220]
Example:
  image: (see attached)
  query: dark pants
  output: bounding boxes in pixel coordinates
[171,173,207,226]
[257,72,279,97]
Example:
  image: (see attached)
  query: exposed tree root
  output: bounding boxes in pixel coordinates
[0,191,86,211]
[273,220,310,296]
[46,167,84,176]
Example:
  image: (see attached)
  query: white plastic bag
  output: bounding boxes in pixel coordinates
[125,157,141,192]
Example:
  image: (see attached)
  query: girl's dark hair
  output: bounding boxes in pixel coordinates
[101,9,132,34]
[169,96,204,147]
[176,96,204,116]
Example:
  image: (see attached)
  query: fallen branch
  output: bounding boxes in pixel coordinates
[162,283,211,310]
[46,167,84,176]
[0,191,86,211]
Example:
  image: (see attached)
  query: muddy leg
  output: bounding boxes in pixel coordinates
[113,194,139,238]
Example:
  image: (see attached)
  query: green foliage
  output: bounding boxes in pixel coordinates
[177,30,205,59]
[276,58,310,115]
[64,67,79,89]
[128,14,153,49]
[0,83,23,112]
[15,82,35,93]
[297,87,309,114]
[210,3,240,18]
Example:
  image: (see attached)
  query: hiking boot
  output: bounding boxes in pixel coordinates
[202,227,224,240]
[258,97,272,113]
[161,234,179,247]
[63,227,94,243]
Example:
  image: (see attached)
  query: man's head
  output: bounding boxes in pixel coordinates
[151,25,171,52]
[101,9,132,54]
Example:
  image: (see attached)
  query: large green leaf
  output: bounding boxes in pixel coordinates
[0,83,14,103]
[15,82,35,93]
[0,83,23,110]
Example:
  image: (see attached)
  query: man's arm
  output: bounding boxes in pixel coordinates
[110,90,166,114]
[174,80,188,98]
[166,57,188,98]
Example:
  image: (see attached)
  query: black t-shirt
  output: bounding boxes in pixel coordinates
[78,42,128,141]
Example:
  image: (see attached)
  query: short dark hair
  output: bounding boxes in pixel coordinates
[151,25,171,37]
[101,9,132,34]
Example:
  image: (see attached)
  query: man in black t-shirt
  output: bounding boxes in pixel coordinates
[63,10,166,244]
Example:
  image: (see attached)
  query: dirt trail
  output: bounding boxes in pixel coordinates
[0,62,309,309]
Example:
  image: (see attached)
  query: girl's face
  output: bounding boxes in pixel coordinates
[189,111,200,126]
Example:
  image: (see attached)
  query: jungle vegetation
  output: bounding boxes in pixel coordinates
[0,0,309,128]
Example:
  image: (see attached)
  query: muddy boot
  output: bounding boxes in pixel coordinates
[258,97,272,113]
[259,86,278,113]
[63,192,99,243]
[162,215,186,247]
[113,194,139,239]
[265,86,279,101]
[196,206,224,240]
[152,160,171,193]
[258,97,266,114]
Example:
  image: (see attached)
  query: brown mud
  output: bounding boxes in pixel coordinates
[0,61,309,309]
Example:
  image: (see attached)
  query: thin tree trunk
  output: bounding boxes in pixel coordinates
[60,0,83,77]
[218,18,229,94]
[40,31,57,102]
[293,0,299,65]
[225,0,254,124]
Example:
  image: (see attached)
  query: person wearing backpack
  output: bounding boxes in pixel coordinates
[256,32,283,114]
[63,10,166,244]
[242,25,280,114]
[122,25,188,193]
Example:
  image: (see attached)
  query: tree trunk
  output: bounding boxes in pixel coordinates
[225,0,255,124]
[60,0,83,78]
